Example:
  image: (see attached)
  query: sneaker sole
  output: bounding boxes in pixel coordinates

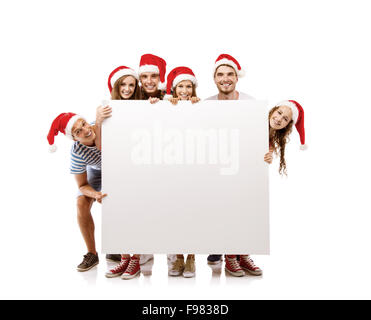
[121,271,140,280]
[168,271,184,277]
[225,267,245,277]
[77,261,99,272]
[105,272,124,278]
[241,266,262,276]
[183,272,195,278]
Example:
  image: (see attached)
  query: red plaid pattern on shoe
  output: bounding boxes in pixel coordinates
[225,255,245,277]
[105,257,130,278]
[121,257,141,280]
[239,255,262,276]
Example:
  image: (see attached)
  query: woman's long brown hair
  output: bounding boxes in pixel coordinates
[269,106,294,175]
[110,75,141,100]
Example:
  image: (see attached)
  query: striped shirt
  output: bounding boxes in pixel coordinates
[70,141,101,174]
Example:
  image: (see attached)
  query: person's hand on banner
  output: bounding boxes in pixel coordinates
[169,97,179,105]
[95,192,107,204]
[264,152,273,164]
[190,97,200,104]
[149,97,160,104]
[96,105,112,125]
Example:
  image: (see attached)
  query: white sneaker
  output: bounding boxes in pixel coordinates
[139,254,154,265]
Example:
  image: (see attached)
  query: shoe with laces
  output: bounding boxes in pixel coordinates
[168,257,185,276]
[239,255,262,276]
[225,255,245,277]
[105,257,130,278]
[183,256,196,278]
[77,252,99,272]
[121,257,141,280]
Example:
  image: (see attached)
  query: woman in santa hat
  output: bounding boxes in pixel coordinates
[264,100,306,175]
[108,66,141,101]
[164,66,200,278]
[104,66,153,280]
[164,66,200,106]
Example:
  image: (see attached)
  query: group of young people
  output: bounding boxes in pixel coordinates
[47,53,306,280]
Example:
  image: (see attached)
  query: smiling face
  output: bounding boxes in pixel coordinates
[175,80,193,100]
[119,75,137,99]
[214,65,238,94]
[71,118,96,146]
[269,106,293,130]
[140,72,160,94]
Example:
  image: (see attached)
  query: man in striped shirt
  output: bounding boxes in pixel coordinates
[70,106,112,272]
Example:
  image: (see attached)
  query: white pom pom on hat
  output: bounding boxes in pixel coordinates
[163,94,173,101]
[49,144,58,153]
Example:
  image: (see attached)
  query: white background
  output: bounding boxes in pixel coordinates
[0,0,370,299]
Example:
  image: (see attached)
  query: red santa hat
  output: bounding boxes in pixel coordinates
[275,100,307,150]
[214,54,245,78]
[108,66,139,93]
[138,54,167,90]
[164,66,198,100]
[47,112,85,153]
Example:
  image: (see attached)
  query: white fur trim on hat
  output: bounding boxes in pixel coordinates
[172,74,198,89]
[164,94,173,100]
[65,115,85,139]
[138,64,160,75]
[110,68,138,87]
[300,144,308,151]
[275,100,299,124]
[214,58,245,78]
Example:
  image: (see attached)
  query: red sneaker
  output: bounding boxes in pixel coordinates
[121,257,141,280]
[225,255,245,277]
[105,257,130,278]
[239,255,262,276]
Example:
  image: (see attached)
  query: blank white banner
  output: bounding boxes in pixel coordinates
[102,100,269,254]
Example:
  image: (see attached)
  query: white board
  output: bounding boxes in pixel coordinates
[102,100,269,254]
